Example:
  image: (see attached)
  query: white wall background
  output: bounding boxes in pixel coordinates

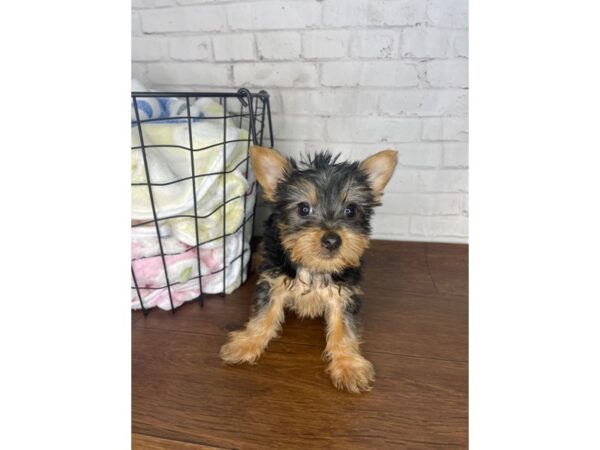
[132,0,468,243]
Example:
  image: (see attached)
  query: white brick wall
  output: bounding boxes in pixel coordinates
[132,0,469,243]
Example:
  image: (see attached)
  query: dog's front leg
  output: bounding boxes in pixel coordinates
[324,292,374,393]
[220,275,286,364]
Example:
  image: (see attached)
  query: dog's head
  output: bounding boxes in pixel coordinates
[251,146,397,273]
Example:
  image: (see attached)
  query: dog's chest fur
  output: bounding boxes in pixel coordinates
[286,269,338,318]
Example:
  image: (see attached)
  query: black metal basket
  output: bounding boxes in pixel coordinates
[131,88,273,315]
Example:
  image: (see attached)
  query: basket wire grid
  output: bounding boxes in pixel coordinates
[131,88,273,315]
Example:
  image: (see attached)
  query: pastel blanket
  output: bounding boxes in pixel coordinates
[131,228,250,310]
[131,120,249,220]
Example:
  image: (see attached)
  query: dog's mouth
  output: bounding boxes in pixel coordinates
[319,248,340,259]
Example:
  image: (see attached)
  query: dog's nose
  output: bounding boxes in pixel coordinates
[321,232,341,251]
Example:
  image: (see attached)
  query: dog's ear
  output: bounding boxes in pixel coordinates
[250,146,291,202]
[360,150,398,199]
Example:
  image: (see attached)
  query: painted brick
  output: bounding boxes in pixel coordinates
[168,36,211,61]
[371,214,411,236]
[410,216,468,237]
[384,169,419,193]
[427,0,468,28]
[453,30,469,57]
[132,0,173,8]
[270,140,307,160]
[302,30,350,59]
[145,62,229,85]
[379,90,468,116]
[422,117,468,141]
[380,193,463,215]
[282,90,378,116]
[322,61,419,87]
[270,114,325,141]
[256,32,301,60]
[176,0,223,4]
[132,37,165,62]
[132,11,142,36]
[321,62,362,87]
[131,63,148,85]
[368,0,427,26]
[323,0,369,27]
[395,143,443,168]
[141,6,227,33]
[234,63,319,87]
[213,34,255,61]
[350,30,400,58]
[362,61,419,87]
[227,2,321,30]
[426,59,468,88]
[442,143,469,168]
[418,170,468,192]
[402,27,452,58]
[327,117,421,143]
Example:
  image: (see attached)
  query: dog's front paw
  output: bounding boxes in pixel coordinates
[327,354,375,393]
[219,331,263,365]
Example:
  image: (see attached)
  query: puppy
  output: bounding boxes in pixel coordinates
[220,147,397,393]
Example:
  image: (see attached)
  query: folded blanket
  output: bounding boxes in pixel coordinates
[168,171,255,247]
[131,228,243,281]
[196,170,248,216]
[131,255,249,310]
[131,230,250,310]
[132,279,199,310]
[131,121,249,220]
[131,223,182,258]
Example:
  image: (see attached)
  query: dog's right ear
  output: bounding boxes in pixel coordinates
[250,146,291,202]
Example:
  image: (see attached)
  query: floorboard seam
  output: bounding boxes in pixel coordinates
[133,430,232,449]
[423,244,441,295]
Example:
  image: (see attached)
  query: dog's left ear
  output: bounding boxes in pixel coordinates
[250,146,291,202]
[360,150,398,198]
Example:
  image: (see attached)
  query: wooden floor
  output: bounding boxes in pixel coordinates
[132,241,468,449]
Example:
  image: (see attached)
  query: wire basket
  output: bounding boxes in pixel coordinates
[131,88,273,314]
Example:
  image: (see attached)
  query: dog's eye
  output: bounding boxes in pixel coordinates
[297,202,311,217]
[344,204,357,218]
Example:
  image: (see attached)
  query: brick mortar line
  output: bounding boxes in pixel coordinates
[142,83,468,92]
[134,56,468,63]
[136,26,469,36]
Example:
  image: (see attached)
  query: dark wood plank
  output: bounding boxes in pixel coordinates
[362,241,439,296]
[132,310,146,329]
[133,433,229,449]
[425,243,469,296]
[132,329,467,450]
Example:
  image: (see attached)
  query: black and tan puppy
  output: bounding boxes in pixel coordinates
[220,147,397,393]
